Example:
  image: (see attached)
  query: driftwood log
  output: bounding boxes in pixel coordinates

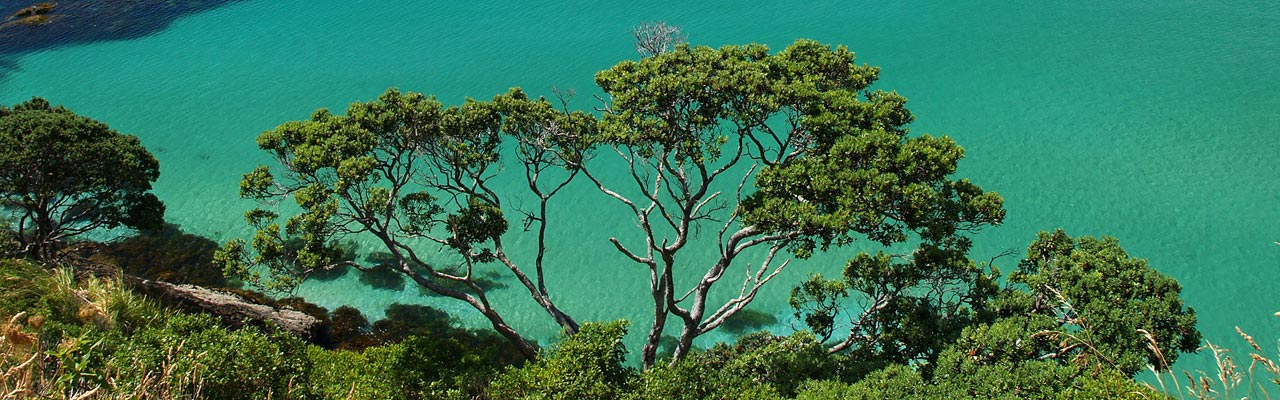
[124,276,323,341]
[64,243,324,342]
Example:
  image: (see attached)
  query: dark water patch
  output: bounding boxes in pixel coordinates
[91,222,229,287]
[0,0,248,55]
[364,251,510,294]
[414,268,508,296]
[719,308,779,335]
[285,238,357,282]
[328,305,375,350]
[357,264,406,291]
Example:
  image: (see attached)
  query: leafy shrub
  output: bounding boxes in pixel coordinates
[110,313,312,399]
[308,344,403,400]
[796,364,925,400]
[624,358,781,400]
[488,321,634,400]
[696,331,836,397]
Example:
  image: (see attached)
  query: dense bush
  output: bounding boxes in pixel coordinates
[307,343,404,400]
[110,313,313,399]
[488,321,634,400]
[625,356,781,400]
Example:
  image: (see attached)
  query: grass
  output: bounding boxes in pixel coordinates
[0,260,207,399]
[1146,317,1280,400]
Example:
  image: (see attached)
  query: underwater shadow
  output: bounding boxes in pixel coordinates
[0,0,249,81]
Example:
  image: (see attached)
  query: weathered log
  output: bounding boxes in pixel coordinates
[125,276,323,341]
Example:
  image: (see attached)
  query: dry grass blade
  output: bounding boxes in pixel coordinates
[1239,327,1263,352]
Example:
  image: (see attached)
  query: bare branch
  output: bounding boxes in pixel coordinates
[633,21,687,58]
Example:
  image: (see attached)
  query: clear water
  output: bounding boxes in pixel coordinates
[1,0,1278,370]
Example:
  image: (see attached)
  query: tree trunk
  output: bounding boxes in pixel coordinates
[641,306,667,369]
[482,308,540,360]
[32,206,55,261]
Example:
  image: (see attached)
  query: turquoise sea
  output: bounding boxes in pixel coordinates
[1,0,1278,370]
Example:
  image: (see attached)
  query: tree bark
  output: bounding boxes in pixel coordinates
[124,276,324,341]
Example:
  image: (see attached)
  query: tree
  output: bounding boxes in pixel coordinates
[788,241,1002,370]
[631,21,686,58]
[0,97,164,261]
[216,88,594,359]
[217,39,1005,366]
[792,229,1201,378]
[589,39,1005,367]
[1000,229,1201,376]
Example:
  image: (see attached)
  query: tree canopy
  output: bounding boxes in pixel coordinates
[1000,230,1201,375]
[0,97,164,260]
[218,39,1007,366]
[590,39,1004,367]
[790,229,1201,379]
[216,88,593,359]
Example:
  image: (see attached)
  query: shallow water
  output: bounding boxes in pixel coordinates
[1,0,1277,369]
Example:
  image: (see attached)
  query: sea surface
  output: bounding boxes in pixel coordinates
[1,0,1277,371]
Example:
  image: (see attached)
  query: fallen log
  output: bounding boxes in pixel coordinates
[124,276,323,341]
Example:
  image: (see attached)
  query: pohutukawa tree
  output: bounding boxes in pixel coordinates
[589,39,1005,367]
[0,98,165,261]
[216,88,594,359]
[789,230,1201,377]
[218,39,1005,366]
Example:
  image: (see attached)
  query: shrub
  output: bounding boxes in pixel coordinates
[110,313,312,399]
[488,321,634,400]
[307,344,403,400]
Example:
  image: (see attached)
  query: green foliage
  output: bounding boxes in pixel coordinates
[794,350,1161,400]
[0,258,51,318]
[697,331,837,397]
[791,240,1001,371]
[307,345,403,400]
[220,88,590,292]
[1007,230,1201,375]
[219,86,593,357]
[0,259,165,337]
[488,321,634,400]
[929,345,1161,399]
[110,313,313,399]
[796,364,926,400]
[309,336,505,400]
[946,315,1061,367]
[0,97,165,260]
[591,37,1007,368]
[625,361,782,400]
[627,331,843,399]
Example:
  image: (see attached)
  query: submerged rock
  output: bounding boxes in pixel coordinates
[0,0,246,55]
[11,2,55,19]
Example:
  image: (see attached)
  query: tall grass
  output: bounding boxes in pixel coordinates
[0,261,210,399]
[1148,316,1280,400]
